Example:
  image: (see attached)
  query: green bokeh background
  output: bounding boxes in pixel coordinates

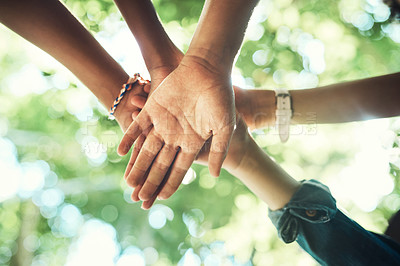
[0,0,400,265]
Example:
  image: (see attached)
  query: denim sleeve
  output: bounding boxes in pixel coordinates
[269,179,400,266]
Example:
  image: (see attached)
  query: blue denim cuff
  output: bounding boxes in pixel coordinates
[268,179,337,243]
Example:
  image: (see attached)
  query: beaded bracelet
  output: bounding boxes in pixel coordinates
[108,73,149,120]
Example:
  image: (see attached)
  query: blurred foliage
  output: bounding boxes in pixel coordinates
[0,0,400,265]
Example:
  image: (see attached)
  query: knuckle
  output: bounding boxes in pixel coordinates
[179,140,202,154]
[159,184,175,199]
[133,141,144,152]
[127,170,145,188]
[133,162,148,173]
[173,166,187,176]
[140,147,157,159]
[152,160,170,172]
[143,140,164,154]
[140,181,159,200]
[126,177,139,188]
[146,178,160,188]
[151,131,164,142]
[119,142,133,153]
[163,143,179,152]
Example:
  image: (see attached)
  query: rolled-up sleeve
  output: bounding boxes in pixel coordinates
[269,179,400,266]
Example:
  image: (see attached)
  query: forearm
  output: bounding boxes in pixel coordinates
[240,72,400,129]
[291,72,400,124]
[0,0,128,109]
[229,138,300,210]
[114,0,182,71]
[186,0,259,74]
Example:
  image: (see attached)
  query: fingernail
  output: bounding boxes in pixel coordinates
[139,194,149,201]
[211,171,220,178]
[131,196,140,202]
[117,148,125,157]
[158,194,166,200]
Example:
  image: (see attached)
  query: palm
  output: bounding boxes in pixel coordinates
[150,63,234,140]
[147,51,184,95]
[195,115,249,171]
[118,60,235,203]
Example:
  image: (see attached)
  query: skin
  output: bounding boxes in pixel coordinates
[0,0,185,132]
[134,74,400,209]
[113,0,184,92]
[3,0,399,211]
[119,0,260,203]
[232,72,400,129]
[196,116,300,211]
[132,114,301,210]
[119,0,399,206]
[0,0,151,132]
[0,0,239,209]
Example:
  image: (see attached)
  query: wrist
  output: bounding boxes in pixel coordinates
[98,71,130,110]
[184,47,234,76]
[228,137,258,176]
[249,89,276,129]
[146,42,183,73]
[113,99,130,131]
[258,90,276,123]
[111,76,149,132]
[235,88,276,130]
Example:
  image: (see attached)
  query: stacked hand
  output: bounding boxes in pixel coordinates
[110,0,259,210]
[118,56,236,208]
[119,83,279,209]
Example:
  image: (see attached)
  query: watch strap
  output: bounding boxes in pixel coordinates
[275,89,292,143]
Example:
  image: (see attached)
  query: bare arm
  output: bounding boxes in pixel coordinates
[291,72,400,124]
[193,117,300,211]
[235,72,400,129]
[230,136,300,210]
[0,0,157,131]
[186,0,260,74]
[113,0,183,88]
[0,0,128,110]
[118,0,260,203]
[134,116,300,210]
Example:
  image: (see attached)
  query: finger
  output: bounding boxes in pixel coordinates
[131,166,151,202]
[125,132,163,188]
[141,196,157,210]
[131,82,148,95]
[124,134,146,179]
[138,144,178,201]
[208,130,233,177]
[131,110,140,120]
[130,95,147,109]
[139,162,172,209]
[144,83,151,94]
[158,150,197,200]
[118,112,152,156]
[195,136,212,162]
[131,183,143,202]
